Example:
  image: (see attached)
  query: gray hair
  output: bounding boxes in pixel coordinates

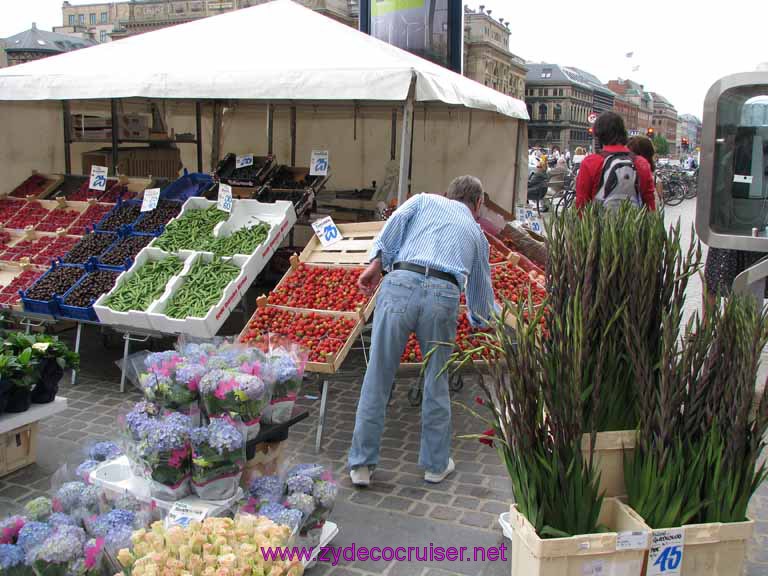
[447,175,484,207]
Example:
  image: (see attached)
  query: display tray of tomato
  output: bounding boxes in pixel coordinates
[400,309,495,365]
[267,261,373,317]
[240,305,361,373]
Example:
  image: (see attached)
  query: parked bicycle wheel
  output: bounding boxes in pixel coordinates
[663,183,685,206]
[684,180,698,199]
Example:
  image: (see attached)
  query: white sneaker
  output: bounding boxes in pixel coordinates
[424,458,455,484]
[350,466,372,487]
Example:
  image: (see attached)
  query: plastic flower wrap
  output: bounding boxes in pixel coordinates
[115,516,301,576]
[176,342,217,365]
[0,516,25,545]
[190,418,245,501]
[287,464,337,549]
[75,461,99,483]
[139,352,200,420]
[199,370,271,440]
[285,493,315,520]
[22,498,52,523]
[265,348,306,424]
[0,543,31,576]
[286,474,313,496]
[52,482,100,522]
[137,413,191,501]
[29,524,86,576]
[87,442,121,463]
[81,538,104,575]
[118,401,160,475]
[248,475,284,504]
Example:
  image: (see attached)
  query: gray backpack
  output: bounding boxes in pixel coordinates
[594,152,641,210]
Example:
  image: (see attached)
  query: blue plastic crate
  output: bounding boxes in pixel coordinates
[21,262,88,318]
[160,172,214,202]
[57,269,120,322]
[94,199,143,232]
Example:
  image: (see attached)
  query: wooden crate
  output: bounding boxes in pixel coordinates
[299,221,385,265]
[265,254,377,321]
[239,300,364,375]
[0,423,37,478]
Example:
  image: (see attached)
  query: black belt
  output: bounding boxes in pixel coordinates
[392,262,459,288]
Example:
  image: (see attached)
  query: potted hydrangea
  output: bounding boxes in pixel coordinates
[52,482,100,526]
[29,524,86,576]
[137,412,192,501]
[139,352,202,419]
[190,418,245,500]
[0,516,25,545]
[118,401,159,475]
[284,464,337,549]
[23,498,52,523]
[0,543,31,576]
[199,370,271,440]
[266,350,305,424]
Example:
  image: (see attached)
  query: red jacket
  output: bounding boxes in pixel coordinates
[575,145,656,211]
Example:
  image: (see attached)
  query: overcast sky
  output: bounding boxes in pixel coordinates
[2,0,766,117]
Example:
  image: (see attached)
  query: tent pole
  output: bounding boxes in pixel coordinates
[196,101,203,172]
[211,100,222,170]
[290,105,297,166]
[63,101,72,175]
[110,99,119,175]
[397,77,417,206]
[267,103,274,155]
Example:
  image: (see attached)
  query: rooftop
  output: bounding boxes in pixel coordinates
[3,23,97,53]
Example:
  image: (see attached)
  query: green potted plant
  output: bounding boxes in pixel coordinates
[28,335,78,404]
[5,347,38,413]
[0,352,20,415]
[625,295,768,576]
[545,205,700,497]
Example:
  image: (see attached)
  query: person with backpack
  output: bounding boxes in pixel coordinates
[575,112,656,211]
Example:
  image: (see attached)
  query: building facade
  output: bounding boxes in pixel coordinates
[56,1,129,43]
[650,92,678,148]
[524,63,596,153]
[2,24,96,67]
[606,79,653,134]
[463,7,526,100]
[679,113,702,150]
[612,95,640,133]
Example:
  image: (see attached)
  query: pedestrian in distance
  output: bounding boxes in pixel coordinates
[348,177,496,488]
[627,135,661,207]
[575,111,656,211]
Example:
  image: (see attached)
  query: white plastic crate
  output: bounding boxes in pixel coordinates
[93,247,191,330]
[147,252,247,338]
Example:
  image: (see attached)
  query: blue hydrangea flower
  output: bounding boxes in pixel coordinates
[313,480,338,509]
[205,419,243,454]
[249,475,284,503]
[175,363,206,390]
[285,493,315,518]
[30,525,85,564]
[79,486,100,514]
[125,401,159,440]
[75,460,99,481]
[104,524,133,554]
[113,493,141,512]
[259,503,303,531]
[55,482,86,513]
[286,474,314,495]
[47,514,77,529]
[287,463,325,480]
[23,497,52,522]
[0,544,25,569]
[142,414,190,456]
[88,442,121,462]
[271,354,299,382]
[90,510,135,538]
[16,522,52,555]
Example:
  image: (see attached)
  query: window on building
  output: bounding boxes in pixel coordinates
[90,13,96,25]
[78,14,84,25]
[539,104,547,120]
[101,12,108,23]
[554,104,562,121]
[68,15,75,26]
[100,30,107,42]
[541,68,552,79]
[526,103,533,118]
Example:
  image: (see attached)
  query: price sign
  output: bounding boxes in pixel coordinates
[529,218,543,234]
[235,154,254,169]
[141,188,160,212]
[311,216,343,247]
[648,528,684,576]
[89,165,109,191]
[217,183,233,213]
[310,150,329,176]
[32,342,50,352]
[166,502,207,528]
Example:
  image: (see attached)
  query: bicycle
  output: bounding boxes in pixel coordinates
[660,174,685,206]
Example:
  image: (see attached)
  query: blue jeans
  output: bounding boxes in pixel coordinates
[348,269,460,474]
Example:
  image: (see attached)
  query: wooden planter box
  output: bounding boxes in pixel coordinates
[581,430,637,498]
[509,498,649,576]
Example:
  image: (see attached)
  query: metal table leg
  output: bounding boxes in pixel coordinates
[71,322,82,386]
[315,379,329,453]
[120,333,131,394]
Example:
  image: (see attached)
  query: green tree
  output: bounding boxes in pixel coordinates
[652,135,670,156]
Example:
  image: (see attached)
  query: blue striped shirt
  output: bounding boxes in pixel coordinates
[369,193,495,325]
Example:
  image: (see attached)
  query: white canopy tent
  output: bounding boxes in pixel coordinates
[0,0,529,208]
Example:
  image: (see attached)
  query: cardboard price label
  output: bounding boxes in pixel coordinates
[648,528,684,575]
[310,150,329,176]
[217,183,233,213]
[141,188,161,212]
[311,216,343,247]
[89,165,109,191]
[166,502,208,528]
[32,342,50,352]
[235,154,254,169]
[617,531,649,551]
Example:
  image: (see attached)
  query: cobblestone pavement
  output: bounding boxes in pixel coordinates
[0,198,766,575]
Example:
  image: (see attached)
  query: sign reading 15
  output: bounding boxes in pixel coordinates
[653,546,682,572]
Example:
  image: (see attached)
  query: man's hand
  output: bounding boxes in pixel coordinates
[358,259,383,295]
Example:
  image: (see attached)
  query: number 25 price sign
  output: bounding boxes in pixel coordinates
[648,529,684,576]
[312,216,343,247]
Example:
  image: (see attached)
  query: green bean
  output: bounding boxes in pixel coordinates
[105,256,183,312]
[163,259,239,319]
[210,222,271,257]
[153,206,229,252]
